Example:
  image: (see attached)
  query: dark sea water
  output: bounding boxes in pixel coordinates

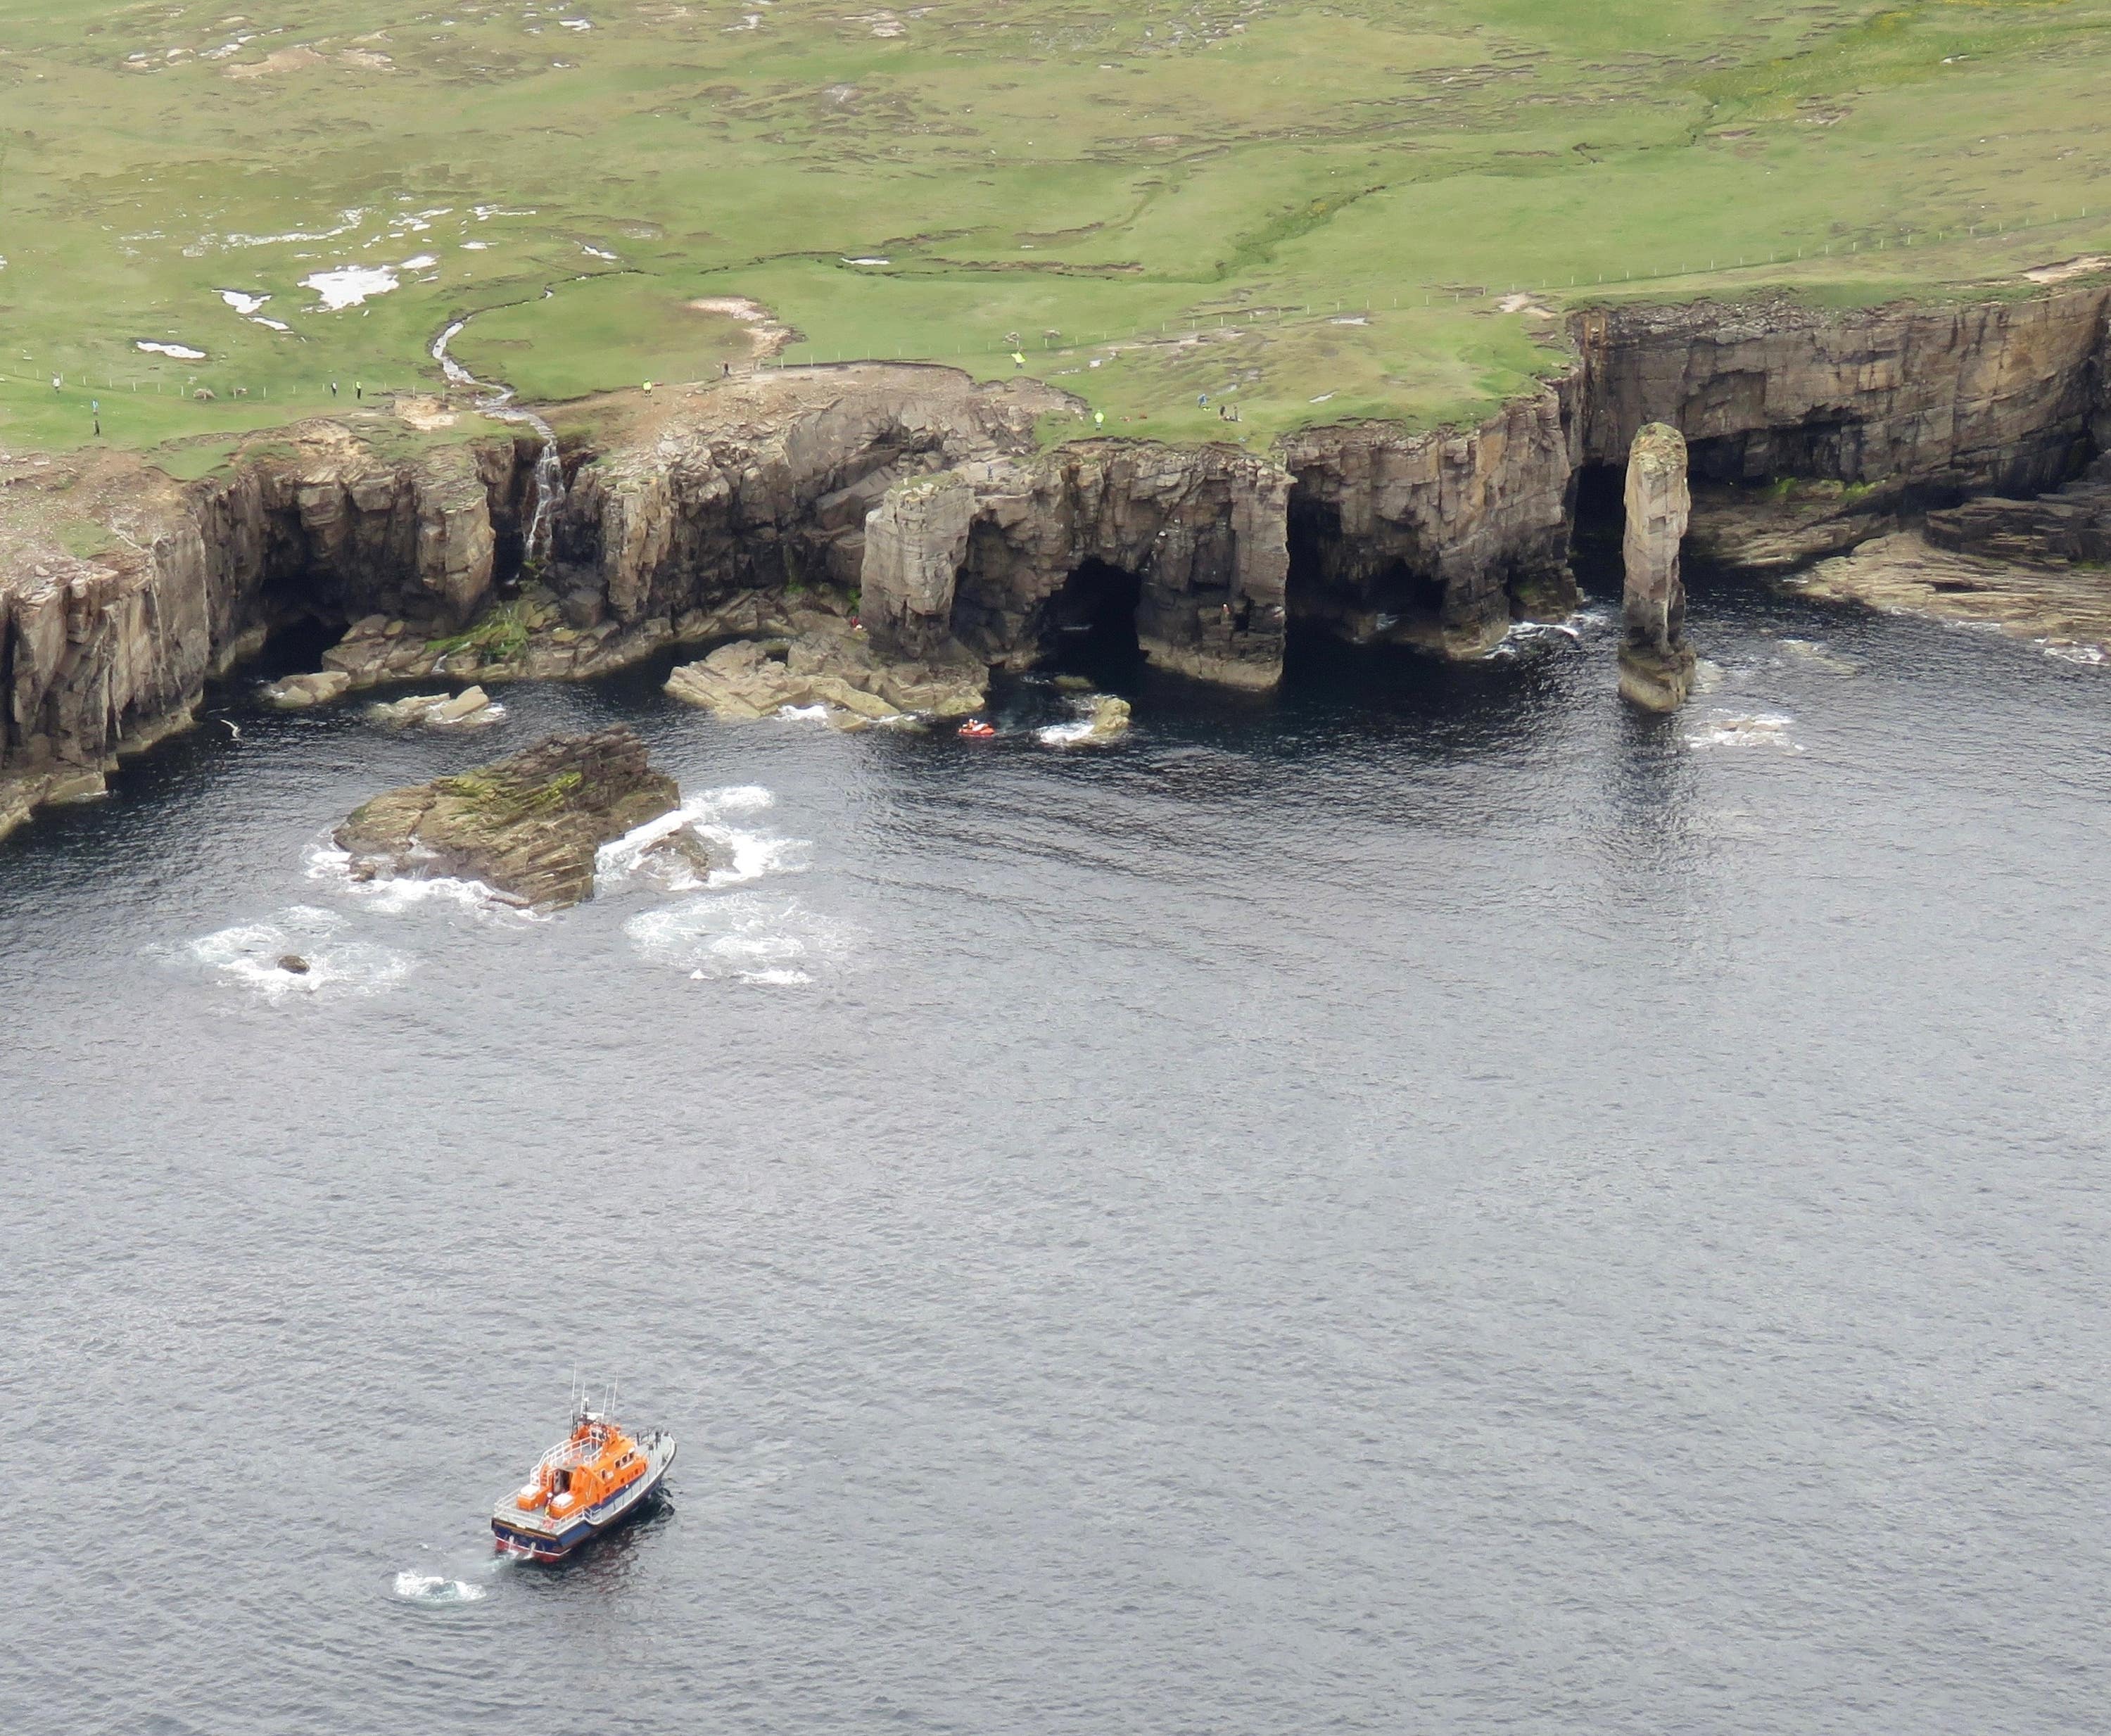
[4,568,2107,1736]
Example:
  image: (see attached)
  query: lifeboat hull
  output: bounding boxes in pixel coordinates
[491,1433,676,1561]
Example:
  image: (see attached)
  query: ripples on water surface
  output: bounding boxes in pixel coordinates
[3,571,2107,1735]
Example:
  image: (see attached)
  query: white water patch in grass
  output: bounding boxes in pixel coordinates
[302,265,399,310]
[462,241,491,251]
[251,317,292,332]
[580,243,619,261]
[222,210,367,249]
[400,253,438,271]
[137,341,207,360]
[215,289,270,315]
[843,257,891,267]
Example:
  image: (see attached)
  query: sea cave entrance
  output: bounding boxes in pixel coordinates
[1043,558,1145,676]
[1285,498,1448,652]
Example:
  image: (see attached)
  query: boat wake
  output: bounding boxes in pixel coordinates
[391,1570,488,1606]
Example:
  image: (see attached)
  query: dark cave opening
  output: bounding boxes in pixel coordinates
[1044,558,1144,671]
[1286,499,1448,650]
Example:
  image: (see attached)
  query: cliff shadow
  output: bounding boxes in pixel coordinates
[1041,558,1146,682]
[1283,498,1448,652]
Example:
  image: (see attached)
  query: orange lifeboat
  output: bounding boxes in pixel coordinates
[957,718,997,739]
[491,1391,676,1561]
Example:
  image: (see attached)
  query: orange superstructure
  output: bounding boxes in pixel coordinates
[493,1393,676,1560]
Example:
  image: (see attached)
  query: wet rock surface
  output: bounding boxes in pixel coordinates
[333,727,680,908]
[1787,530,2111,660]
[365,686,497,728]
[665,621,985,727]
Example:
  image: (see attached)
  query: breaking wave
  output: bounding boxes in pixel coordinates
[624,890,851,985]
[595,785,809,899]
[1685,711,1806,752]
[301,840,538,920]
[176,908,414,1001]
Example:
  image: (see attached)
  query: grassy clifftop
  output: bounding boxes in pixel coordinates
[1,0,2107,459]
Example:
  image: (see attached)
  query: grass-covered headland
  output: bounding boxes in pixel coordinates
[1,0,2107,459]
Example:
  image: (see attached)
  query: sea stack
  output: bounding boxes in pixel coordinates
[1617,422,1697,712]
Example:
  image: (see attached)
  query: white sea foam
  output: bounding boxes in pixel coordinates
[1685,711,1805,752]
[179,911,413,1001]
[776,703,832,723]
[626,891,849,984]
[594,786,806,898]
[392,1571,486,1604]
[1037,719,1097,747]
[2043,641,2106,666]
[303,265,399,310]
[301,840,538,920]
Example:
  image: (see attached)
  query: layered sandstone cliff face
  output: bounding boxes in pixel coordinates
[558,367,1065,628]
[1,426,520,832]
[1576,288,2111,496]
[861,441,1291,688]
[5,285,2110,838]
[1277,382,1582,656]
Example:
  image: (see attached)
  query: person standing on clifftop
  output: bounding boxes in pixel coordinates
[330,380,338,398]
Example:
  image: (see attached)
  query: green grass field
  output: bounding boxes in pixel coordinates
[1,0,2107,462]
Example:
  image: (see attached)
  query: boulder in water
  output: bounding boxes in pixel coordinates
[334,727,680,908]
[263,669,352,709]
[665,621,985,728]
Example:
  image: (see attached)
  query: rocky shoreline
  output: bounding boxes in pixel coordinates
[4,284,2107,839]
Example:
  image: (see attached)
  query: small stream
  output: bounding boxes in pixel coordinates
[431,317,564,569]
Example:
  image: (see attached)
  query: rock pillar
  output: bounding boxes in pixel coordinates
[1617,422,1697,711]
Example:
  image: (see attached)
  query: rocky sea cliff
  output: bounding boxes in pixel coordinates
[4,286,2107,840]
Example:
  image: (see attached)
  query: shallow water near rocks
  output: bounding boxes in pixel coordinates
[3,565,2107,1735]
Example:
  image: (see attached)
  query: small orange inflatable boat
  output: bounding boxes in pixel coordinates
[958,718,997,739]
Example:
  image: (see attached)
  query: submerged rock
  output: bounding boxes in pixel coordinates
[277,955,311,975]
[1038,693,1131,747]
[334,727,680,908]
[665,621,986,728]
